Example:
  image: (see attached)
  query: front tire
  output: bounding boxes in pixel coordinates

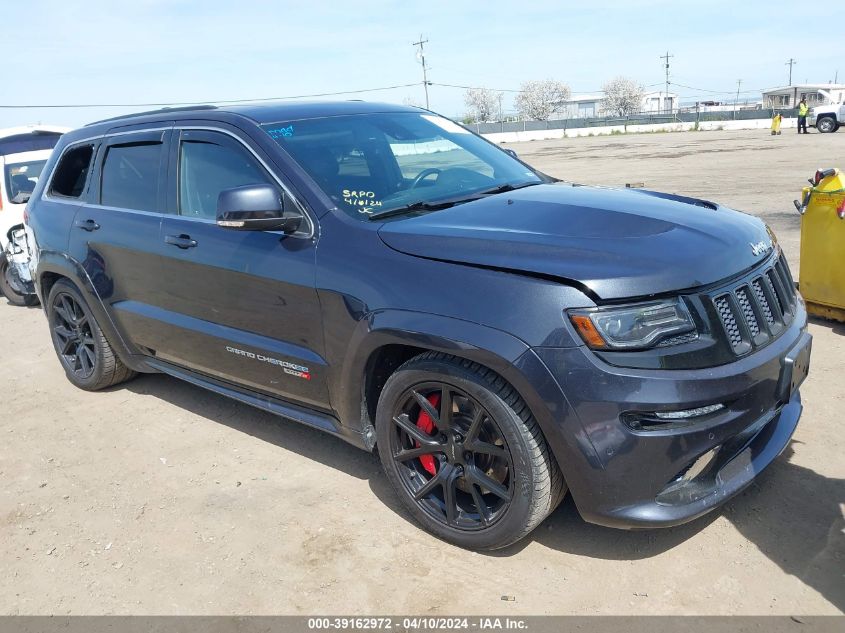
[816,116,838,133]
[46,279,136,391]
[0,254,38,307]
[376,352,566,550]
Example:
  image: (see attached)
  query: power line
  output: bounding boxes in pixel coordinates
[433,81,665,95]
[0,83,421,109]
[0,79,740,111]
[670,81,760,94]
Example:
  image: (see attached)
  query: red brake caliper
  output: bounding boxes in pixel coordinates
[415,393,440,475]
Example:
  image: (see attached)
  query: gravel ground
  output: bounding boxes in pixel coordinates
[1,128,843,615]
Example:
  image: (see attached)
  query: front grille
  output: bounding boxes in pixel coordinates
[714,296,742,347]
[710,254,797,355]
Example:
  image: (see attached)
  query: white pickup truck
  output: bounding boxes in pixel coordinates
[809,89,845,133]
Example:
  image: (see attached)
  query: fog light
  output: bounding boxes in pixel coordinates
[653,404,725,420]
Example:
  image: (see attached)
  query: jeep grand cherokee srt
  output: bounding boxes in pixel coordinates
[25,102,811,549]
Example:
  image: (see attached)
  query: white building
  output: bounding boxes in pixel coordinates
[640,91,678,114]
[762,84,845,109]
[552,90,678,119]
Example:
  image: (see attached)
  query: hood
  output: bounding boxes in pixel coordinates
[376,184,773,300]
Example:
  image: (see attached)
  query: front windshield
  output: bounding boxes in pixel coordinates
[262,112,543,219]
[4,159,48,204]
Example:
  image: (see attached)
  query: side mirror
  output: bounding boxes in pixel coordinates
[216,184,303,234]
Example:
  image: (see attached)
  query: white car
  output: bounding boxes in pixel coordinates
[1,125,68,247]
[1,125,68,304]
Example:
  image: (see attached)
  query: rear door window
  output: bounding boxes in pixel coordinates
[100,139,165,211]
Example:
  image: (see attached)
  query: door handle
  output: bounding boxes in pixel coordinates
[165,234,198,249]
[75,219,100,232]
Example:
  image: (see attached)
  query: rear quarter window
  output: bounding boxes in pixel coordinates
[49,144,95,198]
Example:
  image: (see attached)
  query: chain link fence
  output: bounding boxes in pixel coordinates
[469,108,799,134]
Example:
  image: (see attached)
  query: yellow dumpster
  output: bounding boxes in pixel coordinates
[795,168,845,322]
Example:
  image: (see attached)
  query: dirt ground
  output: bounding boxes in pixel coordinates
[1,129,843,616]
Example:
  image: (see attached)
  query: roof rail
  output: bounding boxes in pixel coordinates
[85,104,218,126]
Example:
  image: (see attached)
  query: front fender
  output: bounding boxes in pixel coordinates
[332,309,600,493]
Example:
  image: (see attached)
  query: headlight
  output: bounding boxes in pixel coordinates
[568,298,696,350]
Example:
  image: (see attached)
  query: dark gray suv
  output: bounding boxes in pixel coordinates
[24,101,811,549]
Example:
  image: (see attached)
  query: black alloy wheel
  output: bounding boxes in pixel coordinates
[51,291,97,380]
[376,352,566,550]
[389,381,513,530]
[46,279,136,391]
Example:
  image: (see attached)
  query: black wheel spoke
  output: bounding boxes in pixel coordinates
[470,484,491,526]
[392,380,513,532]
[392,414,440,447]
[54,326,74,354]
[412,391,442,428]
[395,444,443,462]
[439,386,453,430]
[443,466,461,525]
[465,409,484,442]
[77,347,91,374]
[413,466,446,501]
[61,297,76,324]
[467,440,507,460]
[466,465,511,501]
[54,303,72,327]
[51,292,97,380]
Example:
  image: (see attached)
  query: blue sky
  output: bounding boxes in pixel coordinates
[3,0,843,128]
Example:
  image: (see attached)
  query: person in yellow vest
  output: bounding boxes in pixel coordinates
[797,98,809,134]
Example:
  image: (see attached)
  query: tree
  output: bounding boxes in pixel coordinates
[402,95,424,108]
[464,87,500,122]
[601,77,646,117]
[514,80,571,121]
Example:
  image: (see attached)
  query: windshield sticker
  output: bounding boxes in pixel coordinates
[343,189,383,214]
[267,125,294,139]
[421,114,469,134]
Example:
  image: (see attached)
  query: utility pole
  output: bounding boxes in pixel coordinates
[660,51,674,113]
[498,92,504,131]
[734,79,742,119]
[786,58,797,86]
[412,35,431,109]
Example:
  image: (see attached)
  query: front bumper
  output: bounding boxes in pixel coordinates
[533,301,809,529]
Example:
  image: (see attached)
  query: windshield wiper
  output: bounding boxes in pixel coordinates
[368,197,475,221]
[476,181,542,196]
[367,181,542,221]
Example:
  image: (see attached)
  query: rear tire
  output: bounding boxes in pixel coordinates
[0,254,38,307]
[816,116,838,133]
[46,279,136,391]
[376,351,566,550]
